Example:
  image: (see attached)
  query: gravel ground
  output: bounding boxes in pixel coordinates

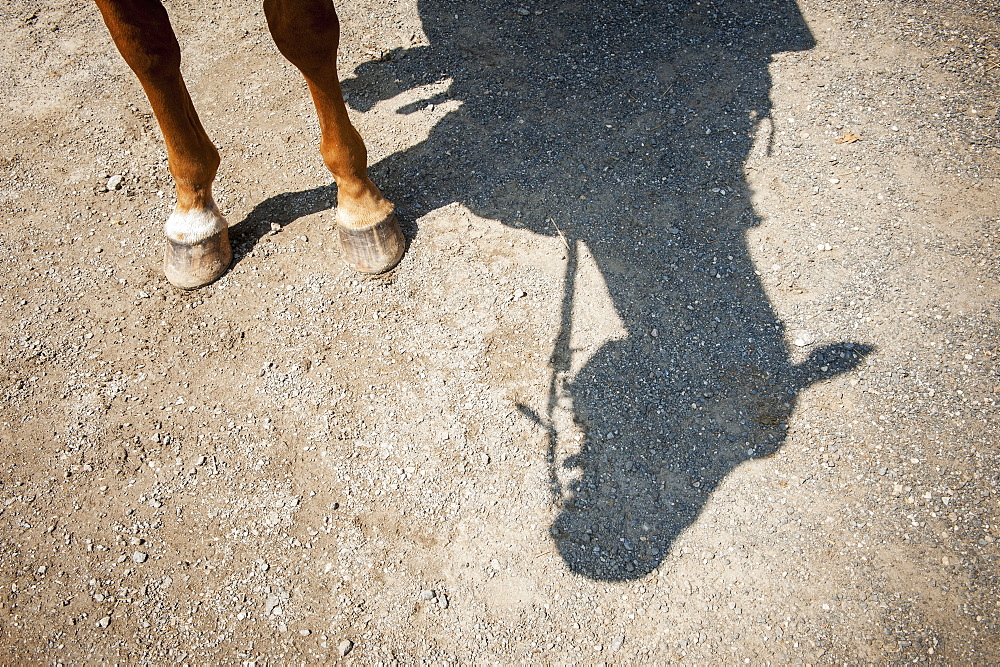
[1,0,998,662]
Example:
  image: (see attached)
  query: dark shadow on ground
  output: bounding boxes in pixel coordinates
[227,185,333,265]
[343,0,872,581]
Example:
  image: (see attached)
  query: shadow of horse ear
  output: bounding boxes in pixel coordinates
[791,342,875,390]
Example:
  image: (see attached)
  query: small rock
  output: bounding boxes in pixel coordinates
[107,175,123,190]
[96,616,111,628]
[338,639,354,657]
[132,551,148,563]
[269,222,281,234]
[299,629,311,636]
[517,7,530,15]
[438,593,449,609]
[419,589,436,601]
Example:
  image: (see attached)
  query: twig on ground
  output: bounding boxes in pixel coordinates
[549,218,570,249]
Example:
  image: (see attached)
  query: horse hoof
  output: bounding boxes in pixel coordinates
[163,228,233,289]
[338,213,405,274]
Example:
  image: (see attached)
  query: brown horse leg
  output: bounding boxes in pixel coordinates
[264,0,404,274]
[95,0,231,288]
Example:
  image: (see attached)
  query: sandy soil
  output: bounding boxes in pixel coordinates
[1,0,998,662]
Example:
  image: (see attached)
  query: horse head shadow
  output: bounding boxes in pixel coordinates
[343,0,872,580]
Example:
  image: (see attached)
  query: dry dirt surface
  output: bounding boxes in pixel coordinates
[2,0,999,663]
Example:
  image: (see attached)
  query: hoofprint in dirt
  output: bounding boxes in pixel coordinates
[1,0,998,662]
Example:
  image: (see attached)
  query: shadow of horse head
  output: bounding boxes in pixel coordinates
[342,0,871,580]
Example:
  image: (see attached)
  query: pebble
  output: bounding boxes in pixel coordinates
[299,629,311,636]
[132,551,148,563]
[106,175,123,190]
[419,589,436,601]
[338,639,354,657]
[438,593,449,609]
[96,616,111,628]
[517,7,530,15]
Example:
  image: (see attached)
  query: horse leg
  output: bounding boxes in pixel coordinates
[95,0,231,289]
[264,0,404,274]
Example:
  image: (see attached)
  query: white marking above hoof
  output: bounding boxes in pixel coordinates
[164,202,228,244]
[336,198,395,231]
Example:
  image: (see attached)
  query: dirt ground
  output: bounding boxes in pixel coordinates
[1,0,999,663]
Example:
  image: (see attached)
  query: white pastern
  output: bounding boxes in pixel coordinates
[164,203,227,244]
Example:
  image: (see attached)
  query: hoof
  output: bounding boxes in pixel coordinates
[338,213,405,274]
[163,228,233,289]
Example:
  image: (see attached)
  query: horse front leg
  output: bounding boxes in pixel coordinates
[264,0,404,274]
[95,0,232,289]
